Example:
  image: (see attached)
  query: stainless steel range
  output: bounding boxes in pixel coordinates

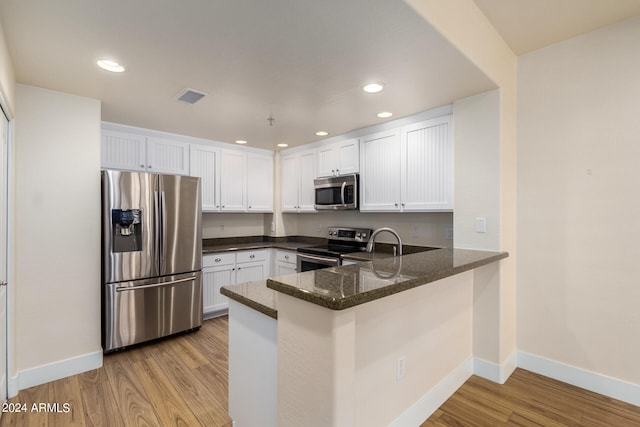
[297,227,372,272]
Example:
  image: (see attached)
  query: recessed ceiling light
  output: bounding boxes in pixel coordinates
[315,131,329,136]
[377,111,393,118]
[235,140,247,145]
[97,59,125,73]
[277,143,288,148]
[363,82,384,93]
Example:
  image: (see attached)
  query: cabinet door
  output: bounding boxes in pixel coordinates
[275,262,297,276]
[401,116,453,211]
[316,145,337,178]
[220,150,247,211]
[316,140,358,177]
[297,150,317,212]
[190,145,219,211]
[235,261,267,283]
[281,153,300,212]
[203,264,234,314]
[359,129,401,211]
[146,137,190,175]
[335,138,359,175]
[247,153,274,212]
[101,130,146,171]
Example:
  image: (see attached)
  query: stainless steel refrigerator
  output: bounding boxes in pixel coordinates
[101,170,202,352]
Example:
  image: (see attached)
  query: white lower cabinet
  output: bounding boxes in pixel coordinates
[274,249,297,276]
[202,249,270,316]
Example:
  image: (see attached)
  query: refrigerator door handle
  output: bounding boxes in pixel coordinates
[115,277,195,292]
[159,190,167,268]
[154,190,161,269]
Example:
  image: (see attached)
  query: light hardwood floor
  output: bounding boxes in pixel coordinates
[1,316,638,426]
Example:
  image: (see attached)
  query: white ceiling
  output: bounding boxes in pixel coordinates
[1,1,639,150]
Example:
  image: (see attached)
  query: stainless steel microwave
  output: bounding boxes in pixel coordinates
[314,173,358,210]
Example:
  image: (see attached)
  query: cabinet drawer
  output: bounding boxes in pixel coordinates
[236,249,268,263]
[276,250,297,264]
[203,253,236,267]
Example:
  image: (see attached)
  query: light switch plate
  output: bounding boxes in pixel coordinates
[475,218,487,233]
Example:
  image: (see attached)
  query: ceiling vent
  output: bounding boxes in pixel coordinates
[176,88,207,104]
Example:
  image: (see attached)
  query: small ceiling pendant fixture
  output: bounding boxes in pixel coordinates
[176,88,207,104]
[97,59,125,73]
[267,115,276,126]
[363,82,384,93]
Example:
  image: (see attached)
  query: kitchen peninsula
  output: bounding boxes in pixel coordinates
[221,248,507,427]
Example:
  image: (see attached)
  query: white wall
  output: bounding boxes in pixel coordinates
[518,16,640,389]
[0,21,15,116]
[15,85,102,387]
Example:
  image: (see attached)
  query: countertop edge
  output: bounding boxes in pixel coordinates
[267,250,509,310]
[220,284,278,320]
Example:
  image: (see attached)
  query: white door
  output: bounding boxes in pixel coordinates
[247,153,273,212]
[0,107,9,402]
[219,150,247,211]
[190,145,220,211]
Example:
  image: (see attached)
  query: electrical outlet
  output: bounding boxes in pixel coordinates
[412,226,419,237]
[446,228,453,240]
[396,356,406,381]
[220,224,225,231]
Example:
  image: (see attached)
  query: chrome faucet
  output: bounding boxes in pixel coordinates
[366,227,403,257]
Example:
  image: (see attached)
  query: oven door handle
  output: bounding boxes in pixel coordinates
[340,181,347,207]
[298,253,340,266]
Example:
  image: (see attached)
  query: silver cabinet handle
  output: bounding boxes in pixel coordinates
[394,203,398,207]
[401,203,405,207]
[148,165,153,169]
[284,255,289,260]
[250,254,255,259]
[140,164,144,168]
[0,281,7,287]
[248,205,252,209]
[215,258,222,262]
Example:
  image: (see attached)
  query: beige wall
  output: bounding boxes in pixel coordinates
[202,213,266,238]
[517,17,640,385]
[295,211,452,248]
[407,0,518,374]
[15,85,102,380]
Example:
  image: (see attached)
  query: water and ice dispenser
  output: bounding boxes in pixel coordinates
[111,209,142,252]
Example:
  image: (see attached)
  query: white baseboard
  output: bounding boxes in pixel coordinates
[390,358,473,426]
[8,375,18,398]
[473,352,517,384]
[518,351,640,407]
[18,350,103,390]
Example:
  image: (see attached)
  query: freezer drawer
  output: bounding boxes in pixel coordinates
[103,271,202,352]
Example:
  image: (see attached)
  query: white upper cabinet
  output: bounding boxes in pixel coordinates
[101,130,146,171]
[190,144,220,212]
[281,149,317,213]
[247,152,274,212]
[359,114,453,212]
[359,129,402,211]
[219,149,247,212]
[101,130,190,175]
[146,137,190,175]
[401,116,453,211]
[316,138,359,177]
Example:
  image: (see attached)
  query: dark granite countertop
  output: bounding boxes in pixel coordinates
[220,280,277,319]
[202,236,324,254]
[222,248,507,316]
